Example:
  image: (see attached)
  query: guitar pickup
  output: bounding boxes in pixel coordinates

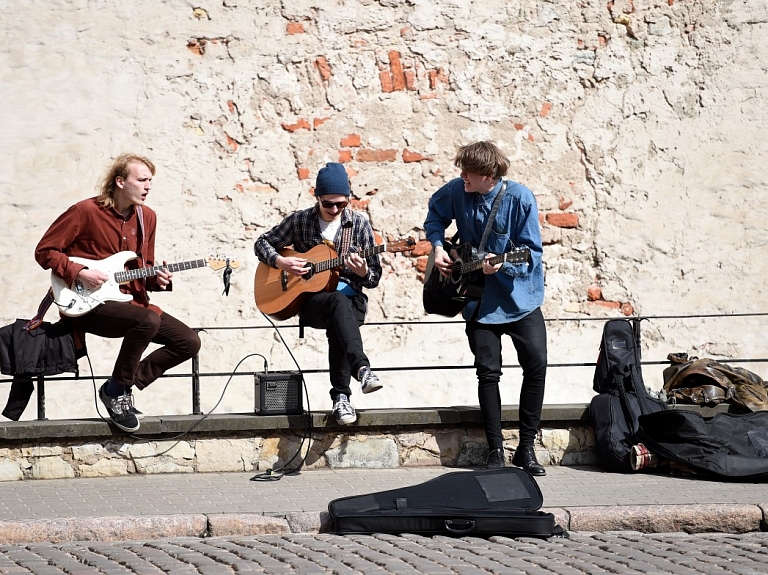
[280,270,288,291]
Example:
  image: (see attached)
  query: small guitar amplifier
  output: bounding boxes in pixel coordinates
[254,371,304,415]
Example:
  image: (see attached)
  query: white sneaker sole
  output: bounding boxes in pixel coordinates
[361,381,383,394]
[334,414,357,425]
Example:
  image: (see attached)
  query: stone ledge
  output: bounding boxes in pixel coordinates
[0,403,730,442]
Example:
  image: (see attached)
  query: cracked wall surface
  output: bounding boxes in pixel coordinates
[1,0,767,418]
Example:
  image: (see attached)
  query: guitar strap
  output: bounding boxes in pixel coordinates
[477,180,509,255]
[338,222,353,258]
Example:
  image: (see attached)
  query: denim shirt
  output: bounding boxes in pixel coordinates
[424,177,544,323]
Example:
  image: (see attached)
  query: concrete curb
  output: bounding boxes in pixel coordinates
[0,504,764,542]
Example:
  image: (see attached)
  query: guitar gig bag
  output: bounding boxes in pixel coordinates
[328,467,561,538]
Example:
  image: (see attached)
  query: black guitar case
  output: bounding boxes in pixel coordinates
[328,467,561,538]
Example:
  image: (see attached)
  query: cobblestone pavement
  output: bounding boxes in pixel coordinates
[1,531,768,574]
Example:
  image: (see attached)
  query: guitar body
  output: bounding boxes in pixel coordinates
[423,242,531,317]
[51,251,137,317]
[254,244,340,321]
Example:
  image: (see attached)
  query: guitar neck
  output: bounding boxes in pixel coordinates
[314,244,386,273]
[458,249,528,276]
[115,259,207,282]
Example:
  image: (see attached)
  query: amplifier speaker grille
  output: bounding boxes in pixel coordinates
[254,371,304,415]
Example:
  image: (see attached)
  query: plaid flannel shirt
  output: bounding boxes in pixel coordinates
[254,204,382,293]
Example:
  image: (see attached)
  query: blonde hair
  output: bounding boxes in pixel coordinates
[453,140,510,181]
[97,153,156,210]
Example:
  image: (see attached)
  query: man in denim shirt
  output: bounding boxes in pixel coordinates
[254,163,384,425]
[424,141,547,475]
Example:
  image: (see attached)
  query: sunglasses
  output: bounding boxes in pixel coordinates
[319,200,349,210]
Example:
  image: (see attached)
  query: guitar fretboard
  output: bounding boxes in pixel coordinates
[457,248,530,276]
[313,245,386,273]
[115,259,207,282]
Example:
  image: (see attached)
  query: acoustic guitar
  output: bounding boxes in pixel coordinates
[422,242,531,317]
[254,237,415,321]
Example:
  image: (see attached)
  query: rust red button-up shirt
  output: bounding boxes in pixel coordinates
[35,197,163,314]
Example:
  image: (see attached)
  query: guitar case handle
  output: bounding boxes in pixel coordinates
[444,519,476,535]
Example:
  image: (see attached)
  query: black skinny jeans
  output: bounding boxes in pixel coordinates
[68,301,201,389]
[299,290,369,402]
[466,307,547,451]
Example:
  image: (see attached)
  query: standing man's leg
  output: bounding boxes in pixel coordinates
[507,307,547,476]
[466,322,506,467]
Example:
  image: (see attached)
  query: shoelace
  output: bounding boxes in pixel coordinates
[116,394,133,415]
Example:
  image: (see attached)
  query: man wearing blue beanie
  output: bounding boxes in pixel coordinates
[255,162,384,424]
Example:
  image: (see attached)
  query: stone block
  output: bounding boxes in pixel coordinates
[207,513,290,536]
[325,438,398,468]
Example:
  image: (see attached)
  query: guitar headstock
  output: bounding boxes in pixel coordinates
[386,237,417,254]
[503,246,531,265]
[207,256,241,271]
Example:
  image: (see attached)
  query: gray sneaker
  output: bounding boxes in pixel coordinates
[358,366,383,394]
[332,394,356,425]
[124,387,145,420]
[99,382,140,432]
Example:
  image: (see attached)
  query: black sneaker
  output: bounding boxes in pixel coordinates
[124,387,145,420]
[99,382,140,432]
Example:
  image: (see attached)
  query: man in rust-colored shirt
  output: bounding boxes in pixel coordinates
[35,154,200,432]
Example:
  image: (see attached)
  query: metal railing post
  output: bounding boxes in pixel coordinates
[191,352,202,415]
[36,375,47,420]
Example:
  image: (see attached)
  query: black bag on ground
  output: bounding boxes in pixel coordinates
[328,467,562,538]
[589,319,668,472]
[636,409,768,480]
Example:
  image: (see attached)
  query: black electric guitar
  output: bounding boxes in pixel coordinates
[422,242,531,317]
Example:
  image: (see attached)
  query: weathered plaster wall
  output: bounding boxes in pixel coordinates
[1,0,767,419]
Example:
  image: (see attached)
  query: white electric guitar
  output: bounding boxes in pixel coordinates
[51,251,239,317]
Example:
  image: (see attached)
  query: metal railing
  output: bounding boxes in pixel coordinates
[3,312,767,420]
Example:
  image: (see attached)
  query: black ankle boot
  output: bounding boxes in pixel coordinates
[511,445,546,476]
[486,448,506,469]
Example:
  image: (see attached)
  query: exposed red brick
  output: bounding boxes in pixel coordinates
[297,167,310,180]
[341,134,361,147]
[356,149,397,162]
[411,240,433,257]
[558,197,573,210]
[374,231,383,244]
[402,149,432,163]
[281,119,311,132]
[540,102,553,117]
[226,100,235,114]
[404,69,417,91]
[513,123,525,130]
[349,197,371,210]
[313,117,329,129]
[315,56,332,81]
[233,184,243,194]
[389,51,406,91]
[621,303,634,316]
[577,39,585,49]
[587,285,602,301]
[546,213,579,228]
[220,195,233,202]
[338,149,352,163]
[400,27,412,37]
[380,70,394,93]
[351,38,367,47]
[224,133,238,152]
[428,68,449,90]
[415,255,429,274]
[420,92,437,100]
[527,133,535,142]
[187,39,205,56]
[598,34,608,47]
[286,22,304,34]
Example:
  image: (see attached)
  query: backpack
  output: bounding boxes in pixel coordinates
[589,319,668,472]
